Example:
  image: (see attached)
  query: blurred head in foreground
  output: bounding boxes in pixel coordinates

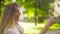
[0,3,20,34]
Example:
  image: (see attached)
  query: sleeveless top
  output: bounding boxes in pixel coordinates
[3,24,24,34]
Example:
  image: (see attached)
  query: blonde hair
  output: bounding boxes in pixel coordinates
[0,3,20,34]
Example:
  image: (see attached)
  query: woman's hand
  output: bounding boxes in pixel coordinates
[45,16,55,27]
[39,16,55,34]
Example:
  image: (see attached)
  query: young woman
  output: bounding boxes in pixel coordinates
[0,3,24,34]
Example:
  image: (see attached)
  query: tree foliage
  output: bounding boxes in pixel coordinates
[0,0,55,17]
[0,0,55,25]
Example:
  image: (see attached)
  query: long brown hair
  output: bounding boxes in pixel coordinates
[0,3,20,34]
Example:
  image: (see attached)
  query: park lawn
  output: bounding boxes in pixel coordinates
[18,22,60,34]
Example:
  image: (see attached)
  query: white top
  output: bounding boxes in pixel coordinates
[3,24,24,34]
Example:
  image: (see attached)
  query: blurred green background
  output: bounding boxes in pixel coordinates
[0,0,60,34]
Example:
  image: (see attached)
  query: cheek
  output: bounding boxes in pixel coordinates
[15,13,20,18]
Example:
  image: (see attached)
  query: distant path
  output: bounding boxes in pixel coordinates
[46,30,60,34]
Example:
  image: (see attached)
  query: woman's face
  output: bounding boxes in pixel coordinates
[14,7,20,22]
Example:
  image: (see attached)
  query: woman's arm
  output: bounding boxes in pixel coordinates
[39,16,55,34]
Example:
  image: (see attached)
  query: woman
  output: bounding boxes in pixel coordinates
[0,3,24,34]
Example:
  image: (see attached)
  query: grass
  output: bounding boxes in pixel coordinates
[18,22,60,34]
[49,23,60,31]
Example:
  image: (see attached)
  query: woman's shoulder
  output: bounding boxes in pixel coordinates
[15,24,24,34]
[3,26,20,34]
